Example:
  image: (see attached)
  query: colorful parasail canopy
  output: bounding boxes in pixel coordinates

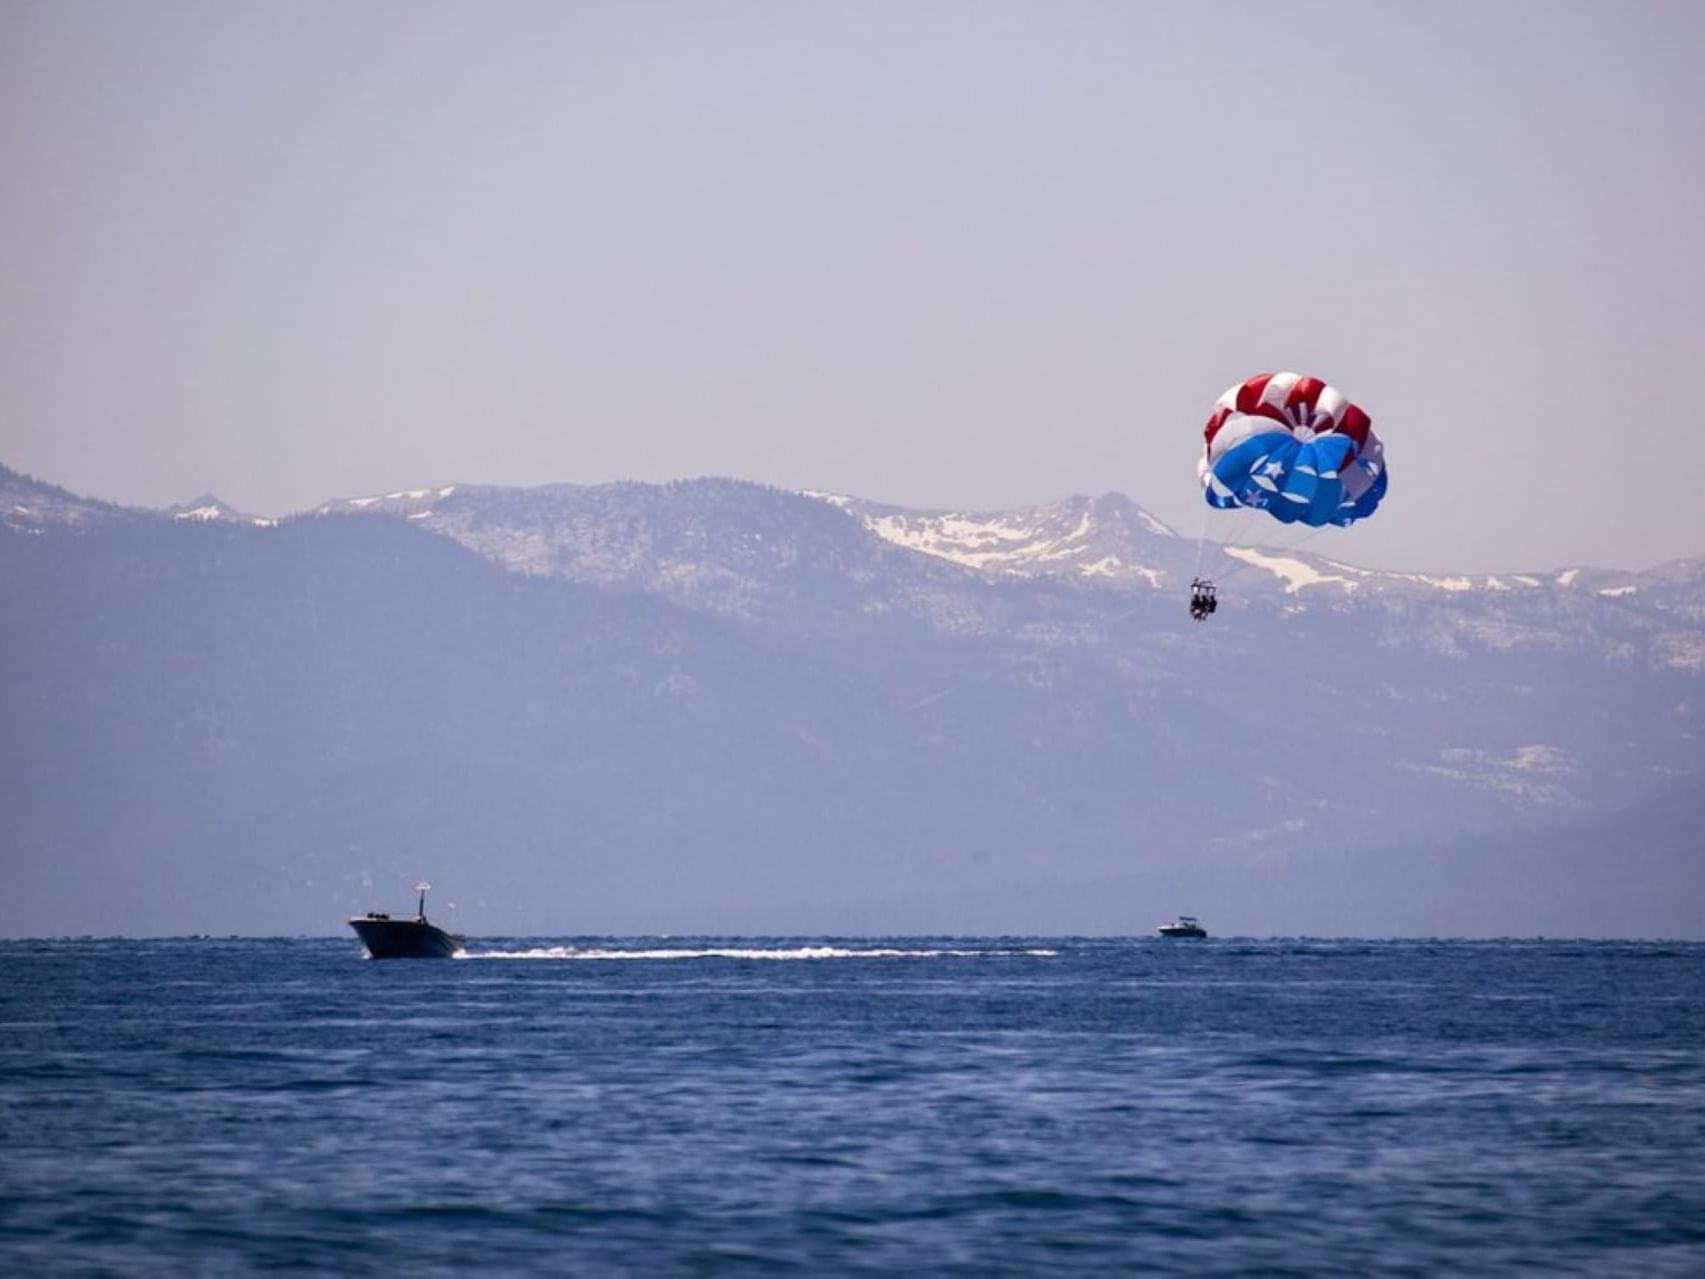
[1199,372,1387,527]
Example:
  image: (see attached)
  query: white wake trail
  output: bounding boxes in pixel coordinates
[462,945,1058,961]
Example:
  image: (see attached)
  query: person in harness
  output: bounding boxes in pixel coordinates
[1188,578,1217,622]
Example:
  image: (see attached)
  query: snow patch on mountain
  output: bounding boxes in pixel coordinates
[808,492,1181,588]
[863,509,1092,571]
[165,495,277,527]
[1223,547,1361,593]
[1400,744,1579,806]
[1,464,152,531]
[1371,570,1560,594]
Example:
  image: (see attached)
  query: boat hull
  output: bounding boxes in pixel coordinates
[348,916,466,959]
[1157,925,1207,939]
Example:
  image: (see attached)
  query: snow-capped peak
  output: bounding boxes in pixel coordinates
[165,495,277,527]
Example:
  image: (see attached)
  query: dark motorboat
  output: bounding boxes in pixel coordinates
[349,882,466,959]
[1157,915,1208,939]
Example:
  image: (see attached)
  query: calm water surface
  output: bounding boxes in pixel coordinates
[2,937,1703,1275]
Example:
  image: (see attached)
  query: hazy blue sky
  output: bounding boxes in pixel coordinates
[4,0,1702,571]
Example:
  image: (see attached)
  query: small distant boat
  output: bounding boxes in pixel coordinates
[349,882,466,959]
[1157,915,1207,939]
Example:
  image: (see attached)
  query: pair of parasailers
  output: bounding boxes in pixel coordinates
[1188,578,1217,622]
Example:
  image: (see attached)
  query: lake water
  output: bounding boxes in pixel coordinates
[3,937,1703,1275]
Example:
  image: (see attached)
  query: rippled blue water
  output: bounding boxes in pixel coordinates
[3,937,1703,1275]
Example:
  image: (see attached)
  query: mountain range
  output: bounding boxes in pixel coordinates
[3,461,1701,938]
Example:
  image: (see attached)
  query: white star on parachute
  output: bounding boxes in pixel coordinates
[1261,458,1286,478]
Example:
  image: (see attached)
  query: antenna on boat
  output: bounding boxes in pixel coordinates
[416,881,431,921]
